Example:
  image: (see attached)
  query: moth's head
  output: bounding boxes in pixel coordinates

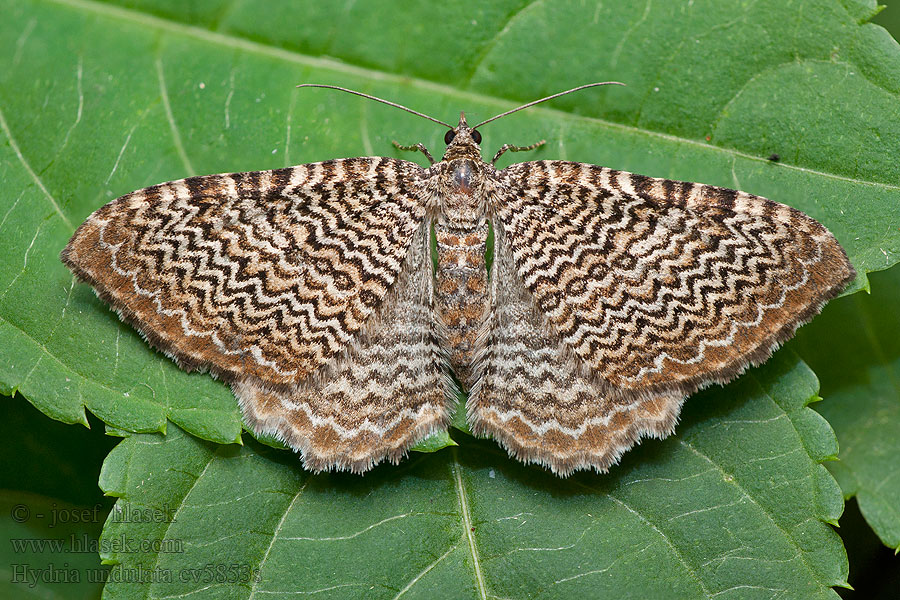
[441,112,483,161]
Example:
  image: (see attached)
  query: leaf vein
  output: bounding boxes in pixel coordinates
[463,0,541,86]
[154,56,196,176]
[392,544,458,600]
[248,474,310,599]
[678,440,816,577]
[0,105,72,228]
[604,492,712,597]
[282,512,421,542]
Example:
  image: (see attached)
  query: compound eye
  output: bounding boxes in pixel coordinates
[471,129,482,144]
[444,129,456,144]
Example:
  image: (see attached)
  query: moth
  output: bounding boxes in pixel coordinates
[61,83,855,476]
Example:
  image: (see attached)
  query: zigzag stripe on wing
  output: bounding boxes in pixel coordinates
[470,222,684,476]
[493,160,854,395]
[235,224,450,474]
[62,157,428,385]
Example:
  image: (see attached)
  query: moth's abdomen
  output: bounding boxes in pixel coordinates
[434,221,490,389]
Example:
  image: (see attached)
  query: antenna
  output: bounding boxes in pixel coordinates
[471,82,624,129]
[297,82,625,131]
[296,84,453,128]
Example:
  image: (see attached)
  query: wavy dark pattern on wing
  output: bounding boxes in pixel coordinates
[234,225,451,473]
[493,161,855,396]
[470,226,683,475]
[62,158,427,387]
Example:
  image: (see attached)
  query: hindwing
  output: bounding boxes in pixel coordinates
[470,224,684,475]
[235,223,451,473]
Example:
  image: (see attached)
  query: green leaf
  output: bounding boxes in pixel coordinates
[1,0,898,441]
[98,352,846,598]
[790,264,900,550]
[411,429,458,454]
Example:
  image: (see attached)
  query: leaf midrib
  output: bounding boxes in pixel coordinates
[452,449,487,599]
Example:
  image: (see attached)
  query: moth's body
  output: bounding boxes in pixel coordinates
[429,119,493,388]
[61,85,855,476]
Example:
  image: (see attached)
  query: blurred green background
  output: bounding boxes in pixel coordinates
[873,0,900,33]
[839,3,900,598]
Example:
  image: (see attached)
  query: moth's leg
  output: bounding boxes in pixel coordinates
[491,140,546,165]
[393,141,436,165]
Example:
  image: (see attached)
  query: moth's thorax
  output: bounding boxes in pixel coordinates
[436,158,489,229]
[441,137,482,162]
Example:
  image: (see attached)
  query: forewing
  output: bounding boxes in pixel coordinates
[235,224,451,473]
[470,230,683,476]
[62,157,427,387]
[493,160,855,396]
